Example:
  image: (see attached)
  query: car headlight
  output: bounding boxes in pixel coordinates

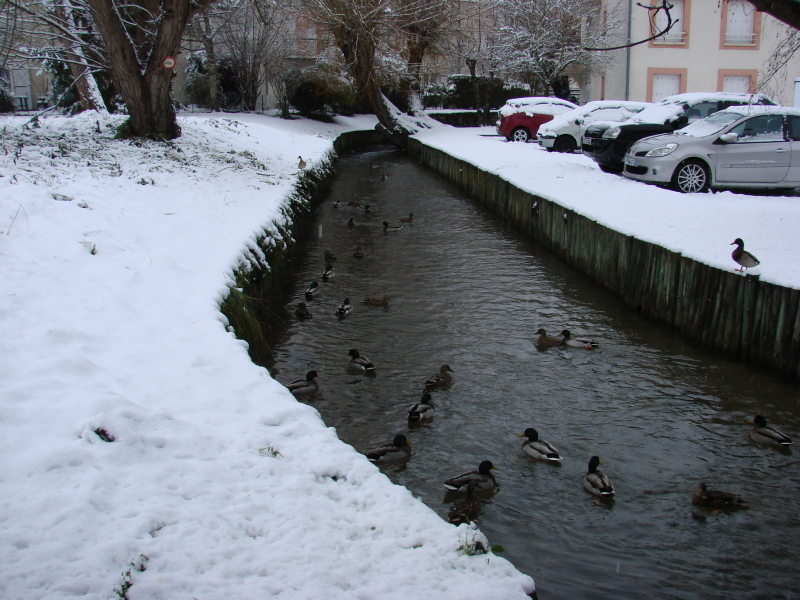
[602,126,621,139]
[645,143,678,157]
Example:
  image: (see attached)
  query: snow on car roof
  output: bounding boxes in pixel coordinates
[719,104,800,117]
[539,101,650,133]
[499,96,578,117]
[622,92,775,126]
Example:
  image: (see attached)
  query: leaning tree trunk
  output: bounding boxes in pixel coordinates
[87,0,211,138]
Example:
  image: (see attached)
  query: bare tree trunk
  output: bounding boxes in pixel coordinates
[87,0,211,138]
[466,57,485,122]
[54,1,107,112]
[201,14,219,111]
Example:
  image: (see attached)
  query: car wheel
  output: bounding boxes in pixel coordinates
[510,127,530,142]
[554,136,577,153]
[672,159,710,193]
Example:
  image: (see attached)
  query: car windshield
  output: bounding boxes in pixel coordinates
[674,111,746,137]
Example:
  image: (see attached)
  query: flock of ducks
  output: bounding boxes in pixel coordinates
[282,170,787,527]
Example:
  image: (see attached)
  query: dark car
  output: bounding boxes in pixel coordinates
[581,92,776,173]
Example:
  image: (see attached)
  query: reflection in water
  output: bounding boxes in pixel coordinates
[263,146,800,600]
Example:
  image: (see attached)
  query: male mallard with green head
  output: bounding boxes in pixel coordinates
[347,348,375,371]
[321,264,334,280]
[749,415,792,446]
[335,297,352,317]
[304,282,319,300]
[383,220,403,232]
[561,330,598,349]
[583,456,614,497]
[286,370,320,397]
[444,460,498,492]
[408,393,435,422]
[519,428,562,463]
[366,434,411,463]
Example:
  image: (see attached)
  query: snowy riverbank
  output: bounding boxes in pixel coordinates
[0,112,535,600]
[413,126,800,290]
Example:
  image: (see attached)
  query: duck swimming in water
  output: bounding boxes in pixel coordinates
[347,348,374,371]
[408,393,435,422]
[366,434,411,463]
[518,428,562,463]
[335,298,352,317]
[692,483,747,509]
[285,370,320,396]
[383,220,403,232]
[447,481,482,524]
[749,415,792,446]
[424,364,454,389]
[353,246,364,259]
[444,460,498,492]
[324,250,337,262]
[294,302,313,319]
[583,456,614,497]
[399,213,414,223]
[535,328,565,347]
[362,295,390,307]
[561,330,599,349]
[730,238,760,272]
[304,282,319,300]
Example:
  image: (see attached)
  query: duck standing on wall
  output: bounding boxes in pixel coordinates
[518,428,562,463]
[692,483,747,510]
[285,370,320,396]
[749,415,792,446]
[583,456,614,497]
[294,302,313,319]
[321,264,334,281]
[366,434,411,463]
[424,364,454,389]
[444,460,498,492]
[408,392,435,422]
[335,297,352,317]
[730,238,760,272]
[561,330,599,349]
[304,281,319,300]
[298,156,307,169]
[535,328,565,348]
[347,348,375,371]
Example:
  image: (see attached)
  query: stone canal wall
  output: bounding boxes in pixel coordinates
[407,137,800,382]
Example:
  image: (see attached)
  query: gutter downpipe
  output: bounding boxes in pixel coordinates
[626,0,632,100]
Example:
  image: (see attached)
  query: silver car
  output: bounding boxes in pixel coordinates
[622,106,800,193]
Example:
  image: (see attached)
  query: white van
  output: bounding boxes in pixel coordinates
[537,100,650,152]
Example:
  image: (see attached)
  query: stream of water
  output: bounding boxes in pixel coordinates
[262,145,800,600]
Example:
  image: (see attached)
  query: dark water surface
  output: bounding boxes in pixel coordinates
[263,146,800,600]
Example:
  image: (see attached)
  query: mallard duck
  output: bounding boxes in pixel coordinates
[444,460,498,492]
[294,302,313,319]
[353,246,364,259]
[335,297,352,317]
[408,392,435,422]
[730,238,760,272]
[366,434,411,463]
[518,428,562,462]
[561,330,599,349]
[363,204,371,213]
[424,364,454,389]
[583,456,614,497]
[750,415,792,446]
[362,295,390,307]
[399,212,414,223]
[383,220,403,232]
[347,217,356,228]
[347,198,361,207]
[298,156,307,169]
[332,201,340,209]
[304,281,319,300]
[347,348,374,371]
[321,264,334,280]
[324,250,337,262]
[447,481,482,525]
[692,483,747,509]
[535,328,564,347]
[286,370,320,396]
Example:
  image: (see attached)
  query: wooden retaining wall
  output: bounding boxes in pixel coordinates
[408,138,800,382]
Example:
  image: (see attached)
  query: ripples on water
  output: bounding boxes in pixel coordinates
[264,146,800,600]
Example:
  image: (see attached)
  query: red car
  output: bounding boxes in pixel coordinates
[496,96,578,142]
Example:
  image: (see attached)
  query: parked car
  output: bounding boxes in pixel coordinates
[622,105,800,193]
[496,97,578,142]
[581,92,776,173]
[537,100,650,153]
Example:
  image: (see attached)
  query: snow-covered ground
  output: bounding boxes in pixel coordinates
[0,112,534,600]
[414,126,800,290]
[3,109,799,600]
